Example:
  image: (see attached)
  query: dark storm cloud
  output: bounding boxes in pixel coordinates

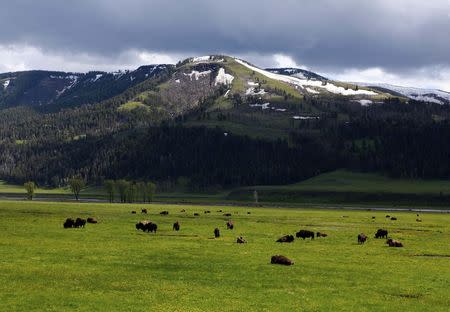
[0,0,449,72]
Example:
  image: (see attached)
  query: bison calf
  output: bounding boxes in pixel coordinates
[316,232,328,238]
[87,217,97,224]
[214,228,220,238]
[271,255,294,266]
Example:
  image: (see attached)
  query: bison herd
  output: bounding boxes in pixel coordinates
[62,208,413,266]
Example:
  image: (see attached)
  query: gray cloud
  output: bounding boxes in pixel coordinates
[0,0,449,89]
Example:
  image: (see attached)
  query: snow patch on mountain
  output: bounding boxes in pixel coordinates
[306,88,319,94]
[356,82,450,104]
[56,76,79,97]
[215,68,234,86]
[246,87,267,96]
[92,74,103,82]
[235,59,377,96]
[2,79,10,89]
[352,99,373,106]
[184,70,212,81]
[249,103,270,110]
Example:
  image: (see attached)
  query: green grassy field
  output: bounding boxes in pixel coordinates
[1,200,449,311]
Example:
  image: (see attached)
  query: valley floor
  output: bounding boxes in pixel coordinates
[0,201,449,311]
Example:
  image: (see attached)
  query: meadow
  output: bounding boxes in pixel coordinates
[0,200,449,311]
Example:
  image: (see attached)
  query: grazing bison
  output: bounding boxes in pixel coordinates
[236,236,247,244]
[316,232,328,238]
[204,210,211,214]
[141,209,148,214]
[194,213,200,216]
[160,211,169,215]
[276,235,295,243]
[223,213,232,217]
[226,221,234,230]
[416,218,422,222]
[217,210,223,213]
[74,218,86,228]
[358,233,367,244]
[296,230,315,240]
[63,218,75,228]
[144,222,157,233]
[372,216,376,219]
[386,238,403,247]
[180,209,186,212]
[375,229,388,239]
[131,211,136,214]
[390,217,397,221]
[87,217,98,224]
[173,221,180,231]
[247,212,251,214]
[214,228,220,238]
[271,255,294,266]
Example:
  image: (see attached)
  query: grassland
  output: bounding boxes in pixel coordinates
[0,200,449,311]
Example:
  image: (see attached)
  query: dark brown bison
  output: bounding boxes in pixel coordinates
[316,232,328,238]
[296,230,315,240]
[271,255,294,266]
[247,212,251,214]
[214,228,220,238]
[375,229,388,239]
[372,216,376,219]
[131,211,136,214]
[63,218,75,228]
[135,220,149,231]
[204,210,211,214]
[390,217,397,221]
[386,215,390,218]
[226,221,234,230]
[173,221,180,231]
[141,209,147,214]
[386,238,403,247]
[74,218,86,228]
[87,217,98,224]
[223,213,232,217]
[144,222,157,233]
[217,210,223,213]
[160,211,169,215]
[358,233,367,244]
[236,236,247,244]
[277,235,295,243]
[180,209,186,212]
[194,213,200,216]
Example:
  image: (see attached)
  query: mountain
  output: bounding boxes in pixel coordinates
[0,65,173,111]
[1,54,450,188]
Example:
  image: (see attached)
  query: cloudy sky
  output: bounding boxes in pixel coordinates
[1,0,449,90]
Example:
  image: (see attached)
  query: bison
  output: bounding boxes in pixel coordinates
[296,230,315,240]
[386,215,390,218]
[386,238,403,247]
[173,221,180,231]
[74,218,86,228]
[141,209,148,214]
[180,209,186,212]
[204,210,211,214]
[223,213,232,217]
[390,217,397,221]
[214,228,220,238]
[375,229,388,239]
[316,232,328,238]
[358,233,367,244]
[87,217,98,224]
[194,213,200,216]
[160,211,169,215]
[416,218,422,222]
[277,235,295,243]
[226,221,234,230]
[63,218,75,228]
[131,211,136,214]
[271,255,294,266]
[236,236,247,244]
